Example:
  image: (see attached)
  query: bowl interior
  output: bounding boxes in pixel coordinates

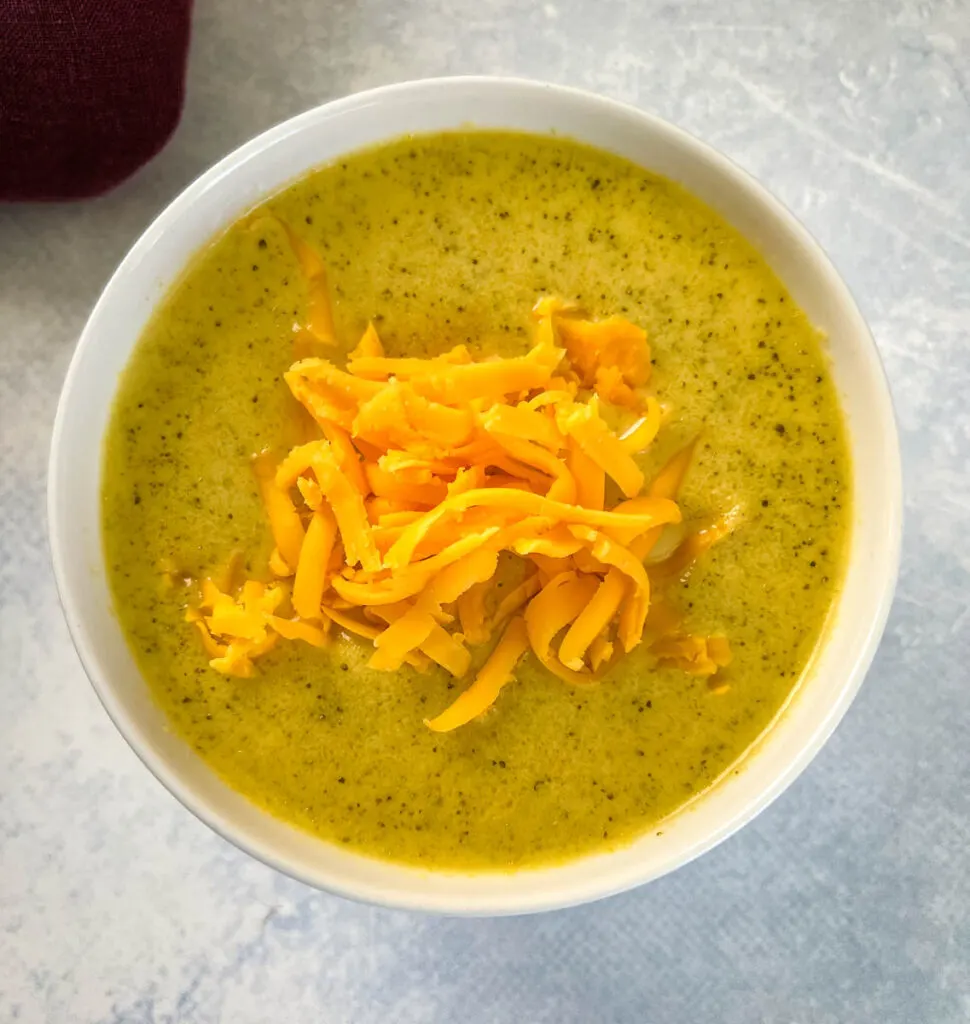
[49,78,901,915]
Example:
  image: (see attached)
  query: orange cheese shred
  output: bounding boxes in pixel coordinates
[275,440,326,489]
[524,572,601,685]
[365,462,447,507]
[555,314,651,407]
[323,604,382,641]
[253,452,305,570]
[558,568,626,671]
[369,595,440,671]
[569,526,651,652]
[292,505,337,620]
[430,548,500,605]
[556,400,645,498]
[369,604,471,677]
[266,615,329,647]
[566,439,605,511]
[425,617,530,732]
[524,572,590,662]
[320,420,368,494]
[406,341,563,406]
[312,445,382,572]
[278,220,337,346]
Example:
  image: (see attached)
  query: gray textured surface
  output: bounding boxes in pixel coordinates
[2,0,969,1021]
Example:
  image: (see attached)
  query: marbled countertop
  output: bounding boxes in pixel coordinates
[2,1,968,1021]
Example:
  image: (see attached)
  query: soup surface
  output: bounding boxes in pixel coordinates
[103,131,850,869]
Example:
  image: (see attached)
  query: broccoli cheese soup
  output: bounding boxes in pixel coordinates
[102,131,850,869]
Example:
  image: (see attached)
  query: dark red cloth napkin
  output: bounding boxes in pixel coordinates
[0,0,192,200]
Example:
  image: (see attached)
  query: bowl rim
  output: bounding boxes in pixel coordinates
[48,75,903,915]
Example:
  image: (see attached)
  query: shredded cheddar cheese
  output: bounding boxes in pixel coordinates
[181,286,738,729]
[280,222,337,346]
[425,616,530,732]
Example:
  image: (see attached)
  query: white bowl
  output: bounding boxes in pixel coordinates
[49,77,902,915]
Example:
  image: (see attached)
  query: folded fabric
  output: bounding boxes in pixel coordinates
[0,0,193,200]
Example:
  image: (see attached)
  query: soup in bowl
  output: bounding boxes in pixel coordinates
[49,78,901,914]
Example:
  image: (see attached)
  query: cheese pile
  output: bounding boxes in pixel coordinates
[186,296,732,731]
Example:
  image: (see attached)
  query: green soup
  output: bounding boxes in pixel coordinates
[102,131,850,870]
